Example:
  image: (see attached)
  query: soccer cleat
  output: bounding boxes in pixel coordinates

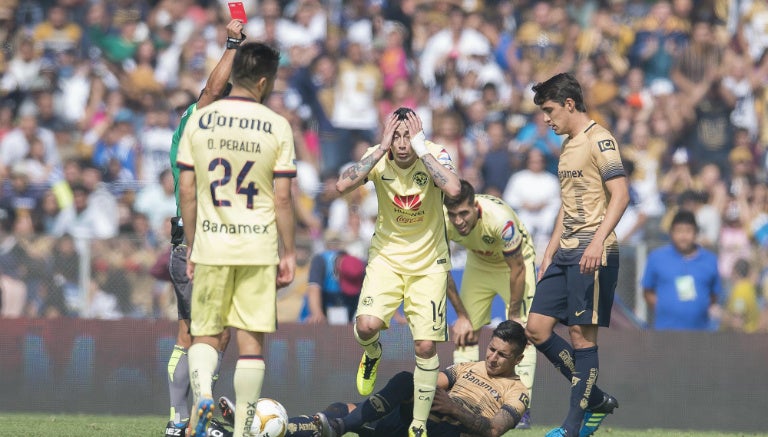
[580,394,619,437]
[515,410,532,429]
[165,420,188,437]
[207,418,232,437]
[545,427,570,437]
[314,412,341,437]
[356,349,381,396]
[190,397,215,437]
[218,396,235,427]
[408,425,427,437]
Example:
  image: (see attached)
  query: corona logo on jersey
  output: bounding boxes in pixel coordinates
[393,194,425,225]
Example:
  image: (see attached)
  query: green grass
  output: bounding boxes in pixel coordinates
[4,413,766,437]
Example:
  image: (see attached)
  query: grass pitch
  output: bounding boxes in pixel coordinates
[4,413,766,437]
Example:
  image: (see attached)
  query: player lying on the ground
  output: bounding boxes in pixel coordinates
[220,320,529,437]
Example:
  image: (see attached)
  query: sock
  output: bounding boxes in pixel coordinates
[354,326,382,359]
[535,334,604,408]
[452,343,479,364]
[516,343,537,406]
[212,350,225,389]
[188,343,219,402]
[323,402,351,419]
[167,345,190,424]
[234,355,266,437]
[563,346,600,434]
[411,354,439,430]
[342,371,414,432]
[286,415,321,437]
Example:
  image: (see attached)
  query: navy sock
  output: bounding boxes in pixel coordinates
[536,334,605,408]
[562,346,601,434]
[342,371,414,432]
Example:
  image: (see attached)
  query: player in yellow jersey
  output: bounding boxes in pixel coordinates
[524,73,629,437]
[177,42,297,437]
[443,179,537,429]
[335,107,461,437]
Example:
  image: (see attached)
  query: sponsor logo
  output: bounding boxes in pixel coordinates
[243,401,258,433]
[370,395,388,413]
[501,221,515,242]
[482,235,496,245]
[382,175,396,181]
[393,194,422,211]
[437,258,447,264]
[413,171,429,187]
[198,110,273,134]
[571,376,581,387]
[558,169,584,179]
[598,139,616,152]
[519,392,531,408]
[575,310,587,316]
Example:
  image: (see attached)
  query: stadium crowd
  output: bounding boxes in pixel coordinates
[0,0,767,332]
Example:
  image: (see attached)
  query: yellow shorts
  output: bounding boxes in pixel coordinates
[461,259,536,330]
[190,264,277,336]
[357,259,448,342]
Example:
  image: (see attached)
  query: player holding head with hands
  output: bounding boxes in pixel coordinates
[524,72,629,437]
[177,41,297,437]
[336,107,461,437]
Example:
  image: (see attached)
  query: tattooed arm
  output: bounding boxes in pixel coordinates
[336,114,399,195]
[431,388,521,437]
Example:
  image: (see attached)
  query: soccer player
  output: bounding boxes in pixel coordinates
[164,19,245,437]
[524,73,628,437]
[443,179,537,429]
[335,107,461,437]
[177,42,297,437]
[223,320,530,437]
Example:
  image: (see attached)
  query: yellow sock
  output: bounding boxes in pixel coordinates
[234,356,266,437]
[188,343,218,432]
[516,343,537,404]
[411,354,439,428]
[354,326,381,359]
[452,344,480,364]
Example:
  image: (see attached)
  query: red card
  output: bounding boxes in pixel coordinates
[228,2,247,23]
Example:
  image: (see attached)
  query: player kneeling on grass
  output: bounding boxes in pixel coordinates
[220,320,529,437]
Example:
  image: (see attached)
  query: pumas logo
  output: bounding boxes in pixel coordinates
[393,194,422,211]
[501,221,515,242]
[413,171,429,187]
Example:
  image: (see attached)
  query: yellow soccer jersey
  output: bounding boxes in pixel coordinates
[555,121,625,266]
[431,360,529,427]
[176,96,297,266]
[366,142,454,274]
[446,195,535,272]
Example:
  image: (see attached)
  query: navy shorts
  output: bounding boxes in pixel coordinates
[169,245,192,320]
[530,264,618,327]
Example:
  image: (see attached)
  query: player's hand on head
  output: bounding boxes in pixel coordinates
[227,19,245,39]
[404,111,423,136]
[379,114,399,151]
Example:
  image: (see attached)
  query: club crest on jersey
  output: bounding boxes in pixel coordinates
[501,221,515,242]
[393,194,422,211]
[482,235,495,245]
[598,139,616,152]
[361,296,374,307]
[413,171,429,187]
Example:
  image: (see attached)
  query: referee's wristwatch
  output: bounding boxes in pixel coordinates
[226,33,246,50]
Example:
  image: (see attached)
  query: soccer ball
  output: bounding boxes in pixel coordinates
[250,398,288,437]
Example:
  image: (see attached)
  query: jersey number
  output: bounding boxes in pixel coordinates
[208,158,259,209]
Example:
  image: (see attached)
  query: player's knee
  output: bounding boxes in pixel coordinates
[354,318,381,339]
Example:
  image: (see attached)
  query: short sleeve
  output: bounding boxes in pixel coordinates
[592,134,625,182]
[273,118,297,178]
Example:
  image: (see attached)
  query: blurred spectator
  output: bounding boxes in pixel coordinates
[515,1,574,81]
[476,119,514,196]
[642,210,723,330]
[50,181,118,240]
[630,0,687,84]
[0,35,42,98]
[133,168,175,234]
[32,4,82,58]
[502,148,560,264]
[512,110,563,175]
[721,258,761,333]
[137,104,173,183]
[0,107,60,181]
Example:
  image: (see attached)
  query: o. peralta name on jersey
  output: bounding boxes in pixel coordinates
[199,111,273,134]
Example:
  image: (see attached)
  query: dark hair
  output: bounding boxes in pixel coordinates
[393,107,415,121]
[444,179,475,209]
[491,320,527,355]
[532,72,587,112]
[671,210,698,231]
[732,258,750,278]
[231,42,280,89]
